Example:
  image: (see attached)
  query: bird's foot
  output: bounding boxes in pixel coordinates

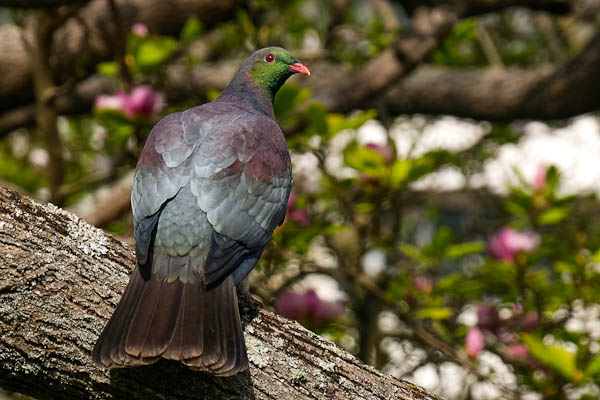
[239,291,264,309]
[238,291,263,325]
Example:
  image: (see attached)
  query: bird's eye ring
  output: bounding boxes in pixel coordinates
[265,53,275,63]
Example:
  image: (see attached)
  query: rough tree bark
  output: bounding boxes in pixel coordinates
[0,186,441,400]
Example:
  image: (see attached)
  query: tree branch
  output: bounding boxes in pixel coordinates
[0,0,248,111]
[382,64,555,120]
[383,32,600,120]
[0,0,589,135]
[311,6,459,114]
[0,186,441,400]
[30,8,71,205]
[0,74,116,135]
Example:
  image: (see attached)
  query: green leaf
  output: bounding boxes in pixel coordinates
[592,249,600,263]
[400,243,431,266]
[584,355,600,377]
[407,151,451,182]
[343,142,386,177]
[505,200,528,216]
[206,89,221,102]
[538,207,570,225]
[97,61,119,77]
[326,110,376,139]
[180,16,204,44]
[135,37,178,72]
[354,202,374,213]
[390,159,411,189]
[274,82,311,117]
[417,307,453,320]
[400,243,423,262]
[554,261,577,274]
[546,165,560,192]
[435,273,461,291]
[429,226,454,255]
[522,334,579,381]
[305,104,328,135]
[445,241,485,259]
[274,83,300,116]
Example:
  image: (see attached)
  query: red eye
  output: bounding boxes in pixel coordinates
[265,53,275,63]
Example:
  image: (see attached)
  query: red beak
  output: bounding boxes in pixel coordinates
[289,62,310,76]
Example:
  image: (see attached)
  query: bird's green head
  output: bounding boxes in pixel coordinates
[243,47,310,102]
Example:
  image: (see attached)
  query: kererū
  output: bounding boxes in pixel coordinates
[92,47,310,376]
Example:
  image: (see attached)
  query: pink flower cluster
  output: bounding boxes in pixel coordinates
[534,164,547,191]
[95,85,165,120]
[488,227,540,262]
[465,303,537,359]
[365,142,393,164]
[131,23,149,37]
[466,327,484,358]
[276,289,344,326]
[286,191,309,227]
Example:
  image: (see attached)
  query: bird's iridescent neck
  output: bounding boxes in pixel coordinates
[217,70,276,119]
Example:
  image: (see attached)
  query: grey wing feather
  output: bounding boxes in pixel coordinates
[132,103,291,284]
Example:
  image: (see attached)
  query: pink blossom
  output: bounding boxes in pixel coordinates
[505,343,529,360]
[95,85,165,120]
[285,191,310,227]
[413,276,432,293]
[534,164,547,191]
[476,304,500,333]
[488,227,540,262]
[287,191,297,208]
[499,331,519,343]
[276,289,344,326]
[365,142,393,164]
[276,290,306,321]
[466,327,484,358]
[124,85,165,118]
[520,312,539,331]
[131,23,149,37]
[94,92,128,111]
[289,209,310,227]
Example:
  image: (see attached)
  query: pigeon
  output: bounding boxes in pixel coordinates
[92,47,310,376]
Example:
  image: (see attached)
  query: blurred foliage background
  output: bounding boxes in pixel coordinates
[1,0,600,398]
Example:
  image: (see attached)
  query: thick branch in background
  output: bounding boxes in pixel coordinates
[0,0,591,136]
[0,0,577,118]
[311,6,459,113]
[2,29,599,137]
[306,0,573,114]
[0,0,247,110]
[0,186,441,400]
[383,32,600,120]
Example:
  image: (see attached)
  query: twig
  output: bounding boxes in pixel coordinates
[370,0,400,31]
[31,9,66,205]
[535,12,567,63]
[106,0,133,90]
[79,174,132,227]
[475,21,504,67]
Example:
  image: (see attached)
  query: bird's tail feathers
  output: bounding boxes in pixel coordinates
[92,267,248,376]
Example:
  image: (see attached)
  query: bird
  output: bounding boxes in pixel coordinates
[92,47,310,376]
